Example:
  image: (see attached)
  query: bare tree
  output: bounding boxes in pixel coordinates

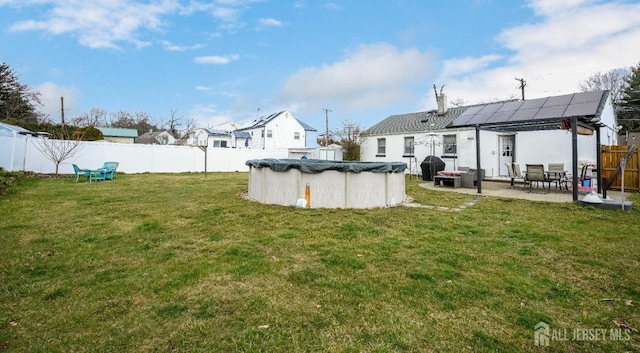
[449,97,468,107]
[332,120,365,161]
[160,109,197,144]
[110,110,159,136]
[33,131,83,176]
[578,69,630,105]
[70,107,108,127]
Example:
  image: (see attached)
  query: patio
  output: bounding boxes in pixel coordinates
[421,178,625,203]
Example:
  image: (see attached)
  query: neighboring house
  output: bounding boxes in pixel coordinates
[236,110,317,149]
[135,130,176,145]
[362,90,617,178]
[231,130,252,148]
[618,132,640,145]
[186,128,232,148]
[96,127,138,144]
[0,121,37,136]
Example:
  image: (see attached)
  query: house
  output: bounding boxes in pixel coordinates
[362,90,618,179]
[135,130,176,145]
[186,128,232,147]
[618,132,640,145]
[96,127,138,144]
[0,121,37,136]
[235,110,317,149]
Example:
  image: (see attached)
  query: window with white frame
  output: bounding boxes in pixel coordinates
[213,140,227,148]
[294,132,300,140]
[403,136,414,156]
[267,130,273,138]
[377,138,386,156]
[443,134,457,155]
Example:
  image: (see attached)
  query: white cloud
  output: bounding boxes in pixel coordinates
[8,1,172,49]
[257,18,284,28]
[160,40,203,51]
[432,0,640,108]
[3,0,264,49]
[193,54,240,64]
[277,43,435,112]
[188,104,236,128]
[526,0,596,17]
[35,82,80,123]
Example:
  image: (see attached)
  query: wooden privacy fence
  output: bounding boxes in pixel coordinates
[601,145,640,192]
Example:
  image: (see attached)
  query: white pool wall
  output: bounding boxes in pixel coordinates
[247,166,405,208]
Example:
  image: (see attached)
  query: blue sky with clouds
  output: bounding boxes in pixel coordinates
[1,0,640,136]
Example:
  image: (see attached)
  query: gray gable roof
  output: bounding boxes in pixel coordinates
[365,90,610,136]
[296,118,317,132]
[232,131,251,139]
[364,106,469,136]
[205,128,231,136]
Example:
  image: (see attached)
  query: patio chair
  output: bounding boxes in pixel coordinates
[72,164,91,183]
[506,163,518,188]
[511,163,528,189]
[525,164,550,193]
[101,161,119,180]
[547,163,567,190]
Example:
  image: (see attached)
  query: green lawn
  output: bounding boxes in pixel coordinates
[1,173,639,352]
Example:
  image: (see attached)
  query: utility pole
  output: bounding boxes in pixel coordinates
[515,78,527,100]
[322,108,332,159]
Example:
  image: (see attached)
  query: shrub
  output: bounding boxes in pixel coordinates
[0,167,21,196]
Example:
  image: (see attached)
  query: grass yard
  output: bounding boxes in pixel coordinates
[1,173,639,352]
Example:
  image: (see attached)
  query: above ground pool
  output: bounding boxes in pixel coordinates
[245,158,407,209]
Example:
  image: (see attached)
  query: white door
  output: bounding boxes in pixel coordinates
[499,135,514,176]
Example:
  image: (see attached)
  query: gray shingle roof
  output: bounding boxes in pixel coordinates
[364,106,469,136]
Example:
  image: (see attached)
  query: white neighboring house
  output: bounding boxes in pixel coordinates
[187,128,232,147]
[362,90,618,178]
[236,110,317,149]
[135,130,176,145]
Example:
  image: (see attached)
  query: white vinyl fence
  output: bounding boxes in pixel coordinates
[0,131,291,175]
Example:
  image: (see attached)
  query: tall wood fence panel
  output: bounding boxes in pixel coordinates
[601,145,640,192]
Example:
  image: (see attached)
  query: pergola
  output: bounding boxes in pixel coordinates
[447,90,611,201]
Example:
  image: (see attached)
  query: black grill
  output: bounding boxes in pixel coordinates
[420,156,445,181]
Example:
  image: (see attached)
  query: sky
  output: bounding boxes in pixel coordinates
[1,0,640,140]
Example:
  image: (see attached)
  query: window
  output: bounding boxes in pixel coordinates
[267,130,273,138]
[294,132,300,140]
[403,137,414,156]
[377,138,386,156]
[443,134,457,155]
[213,140,227,148]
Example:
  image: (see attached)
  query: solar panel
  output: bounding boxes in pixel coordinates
[563,101,600,117]
[542,94,573,107]
[509,107,539,121]
[534,105,567,119]
[447,90,605,129]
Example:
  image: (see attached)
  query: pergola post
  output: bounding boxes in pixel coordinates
[596,126,602,194]
[571,116,578,201]
[476,125,482,194]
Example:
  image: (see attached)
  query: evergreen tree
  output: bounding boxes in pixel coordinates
[0,62,42,123]
[618,62,640,132]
